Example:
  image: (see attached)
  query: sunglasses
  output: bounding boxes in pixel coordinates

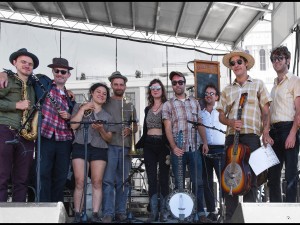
[171,80,185,86]
[149,86,161,91]
[54,69,68,75]
[271,55,285,63]
[229,59,243,67]
[204,92,216,96]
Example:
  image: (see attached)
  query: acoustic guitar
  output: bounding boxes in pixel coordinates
[221,93,251,196]
[167,130,195,222]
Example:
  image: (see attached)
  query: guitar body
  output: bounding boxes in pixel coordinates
[167,130,195,221]
[221,143,251,195]
[221,93,252,196]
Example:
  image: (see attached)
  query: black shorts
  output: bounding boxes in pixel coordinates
[72,143,108,162]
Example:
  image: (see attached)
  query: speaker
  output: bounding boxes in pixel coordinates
[0,202,67,223]
[231,202,300,223]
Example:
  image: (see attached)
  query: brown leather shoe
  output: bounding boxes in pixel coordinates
[102,215,113,223]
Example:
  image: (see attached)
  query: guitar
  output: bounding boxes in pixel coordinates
[167,130,195,221]
[221,93,252,196]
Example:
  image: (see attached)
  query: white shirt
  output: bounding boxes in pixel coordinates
[199,107,226,145]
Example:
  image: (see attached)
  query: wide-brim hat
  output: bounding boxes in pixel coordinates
[108,71,128,82]
[169,71,185,80]
[9,48,39,69]
[223,49,255,70]
[47,57,73,70]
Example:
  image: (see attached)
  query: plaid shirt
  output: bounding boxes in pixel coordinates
[162,95,202,152]
[41,83,73,141]
[216,76,272,136]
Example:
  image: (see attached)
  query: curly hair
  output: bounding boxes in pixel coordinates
[147,79,167,107]
[89,82,110,102]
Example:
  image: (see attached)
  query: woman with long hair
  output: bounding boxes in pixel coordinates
[136,78,170,222]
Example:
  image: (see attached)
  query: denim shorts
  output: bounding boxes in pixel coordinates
[72,143,108,162]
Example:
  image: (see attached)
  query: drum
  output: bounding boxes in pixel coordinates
[166,189,195,221]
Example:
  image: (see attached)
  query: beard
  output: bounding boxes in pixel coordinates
[114,89,125,97]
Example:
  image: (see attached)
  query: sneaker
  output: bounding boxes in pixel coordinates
[73,212,81,223]
[102,215,113,223]
[207,212,218,222]
[115,213,127,222]
[91,212,102,223]
[199,215,212,223]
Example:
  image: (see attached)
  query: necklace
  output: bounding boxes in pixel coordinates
[152,102,162,112]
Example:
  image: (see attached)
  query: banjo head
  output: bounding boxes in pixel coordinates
[167,189,195,220]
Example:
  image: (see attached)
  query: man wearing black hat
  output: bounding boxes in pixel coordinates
[0,48,38,202]
[0,55,76,203]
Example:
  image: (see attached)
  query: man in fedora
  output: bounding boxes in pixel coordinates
[216,49,273,222]
[101,71,138,223]
[0,56,76,202]
[0,48,38,202]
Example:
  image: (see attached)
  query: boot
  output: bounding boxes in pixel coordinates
[159,194,169,222]
[147,194,159,222]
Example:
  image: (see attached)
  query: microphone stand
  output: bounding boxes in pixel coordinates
[68,120,107,223]
[188,120,199,223]
[287,169,300,190]
[121,159,145,223]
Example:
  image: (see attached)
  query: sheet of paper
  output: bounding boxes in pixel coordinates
[249,144,280,176]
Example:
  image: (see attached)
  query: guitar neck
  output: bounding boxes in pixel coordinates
[178,155,184,191]
[233,108,242,154]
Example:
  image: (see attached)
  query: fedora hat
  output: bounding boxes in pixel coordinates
[223,49,255,70]
[47,58,73,70]
[108,71,128,83]
[9,48,39,69]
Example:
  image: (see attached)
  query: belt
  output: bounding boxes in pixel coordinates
[208,145,224,149]
[146,135,163,139]
[271,121,293,129]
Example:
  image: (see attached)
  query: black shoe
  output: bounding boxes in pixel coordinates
[207,212,218,222]
[91,212,102,223]
[73,212,81,223]
[115,213,127,222]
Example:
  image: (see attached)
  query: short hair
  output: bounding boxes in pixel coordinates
[270,45,291,60]
[204,83,219,96]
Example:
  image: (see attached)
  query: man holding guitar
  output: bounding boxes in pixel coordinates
[216,49,273,222]
[162,71,212,223]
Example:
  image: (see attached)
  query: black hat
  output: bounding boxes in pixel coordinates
[9,48,39,69]
[169,71,185,80]
[47,58,73,70]
[108,71,128,82]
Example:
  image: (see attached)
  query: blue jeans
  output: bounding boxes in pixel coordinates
[268,122,299,202]
[202,146,225,213]
[171,148,205,216]
[102,145,131,216]
[40,136,72,202]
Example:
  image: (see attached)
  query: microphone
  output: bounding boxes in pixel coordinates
[186,86,194,91]
[5,139,19,145]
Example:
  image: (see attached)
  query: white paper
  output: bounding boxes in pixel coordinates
[249,144,280,176]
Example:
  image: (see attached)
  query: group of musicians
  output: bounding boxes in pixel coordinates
[0,46,299,223]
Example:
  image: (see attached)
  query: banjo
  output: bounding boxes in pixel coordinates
[167,130,196,221]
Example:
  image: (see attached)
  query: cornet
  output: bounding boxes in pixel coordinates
[80,94,93,117]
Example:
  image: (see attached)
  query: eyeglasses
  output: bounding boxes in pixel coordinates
[149,86,161,91]
[171,80,185,86]
[229,59,243,67]
[204,92,216,96]
[54,69,68,75]
[271,55,285,63]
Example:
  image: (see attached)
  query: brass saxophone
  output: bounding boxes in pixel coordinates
[15,74,38,141]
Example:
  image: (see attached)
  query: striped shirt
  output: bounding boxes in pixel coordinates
[162,96,202,152]
[270,72,300,124]
[41,83,73,141]
[216,76,272,136]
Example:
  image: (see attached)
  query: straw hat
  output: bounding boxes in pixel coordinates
[223,49,255,70]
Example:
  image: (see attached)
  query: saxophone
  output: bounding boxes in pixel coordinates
[15,74,38,141]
